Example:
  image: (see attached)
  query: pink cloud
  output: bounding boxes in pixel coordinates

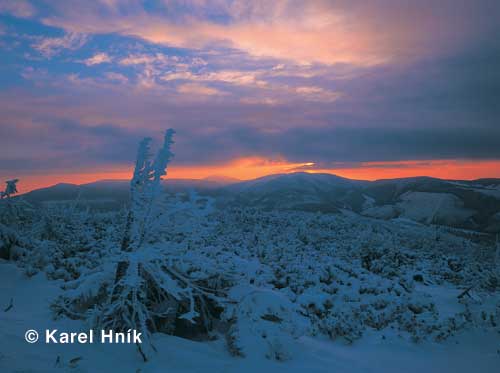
[82,52,112,66]
[32,32,88,58]
[38,0,462,66]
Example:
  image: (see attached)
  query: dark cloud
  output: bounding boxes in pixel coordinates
[0,119,144,172]
[173,124,500,166]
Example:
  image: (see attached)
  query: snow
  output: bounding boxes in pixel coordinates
[361,194,376,209]
[362,205,398,220]
[361,192,477,226]
[1,261,498,372]
[2,200,499,371]
[466,186,500,199]
[396,192,475,225]
[229,172,363,193]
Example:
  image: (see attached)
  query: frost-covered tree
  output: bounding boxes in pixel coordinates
[53,129,224,361]
[113,130,175,293]
[1,179,19,199]
[0,178,29,229]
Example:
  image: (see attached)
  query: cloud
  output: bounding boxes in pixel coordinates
[0,0,35,18]
[105,72,128,84]
[41,13,379,65]
[118,52,190,90]
[38,0,495,66]
[32,32,88,58]
[162,69,266,87]
[177,82,224,96]
[116,52,269,92]
[0,119,144,172]
[175,124,500,166]
[240,97,279,106]
[20,66,49,82]
[295,86,342,102]
[119,53,171,66]
[82,52,112,66]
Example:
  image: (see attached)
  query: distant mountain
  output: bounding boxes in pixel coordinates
[16,180,129,210]
[14,172,500,232]
[225,172,367,213]
[223,173,500,232]
[16,176,236,210]
[359,177,500,231]
[202,175,240,184]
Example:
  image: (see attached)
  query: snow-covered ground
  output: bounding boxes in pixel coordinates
[1,261,498,373]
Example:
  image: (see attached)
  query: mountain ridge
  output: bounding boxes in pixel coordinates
[11,172,500,232]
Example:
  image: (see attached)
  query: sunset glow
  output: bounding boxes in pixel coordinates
[10,158,500,194]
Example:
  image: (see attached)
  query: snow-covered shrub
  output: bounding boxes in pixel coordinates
[0,223,18,260]
[205,208,499,346]
[223,285,309,360]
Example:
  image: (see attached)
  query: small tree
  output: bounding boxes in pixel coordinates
[53,129,223,361]
[1,179,19,199]
[113,130,175,296]
[107,129,177,359]
[0,179,24,227]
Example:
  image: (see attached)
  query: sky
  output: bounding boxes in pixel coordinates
[1,0,500,192]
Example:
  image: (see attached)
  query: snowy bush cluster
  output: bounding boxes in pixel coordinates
[0,132,498,362]
[197,209,499,346]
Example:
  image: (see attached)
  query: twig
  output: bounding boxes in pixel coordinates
[3,298,13,312]
[457,286,474,299]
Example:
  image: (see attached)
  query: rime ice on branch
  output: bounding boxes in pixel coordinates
[122,129,175,252]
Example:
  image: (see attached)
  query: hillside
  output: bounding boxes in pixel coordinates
[224,173,500,232]
[14,173,500,232]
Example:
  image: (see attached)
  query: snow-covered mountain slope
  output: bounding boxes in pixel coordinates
[363,191,475,226]
[229,172,365,192]
[224,172,367,212]
[15,173,500,232]
[360,177,500,232]
[16,177,235,210]
[397,192,474,225]
[223,173,500,232]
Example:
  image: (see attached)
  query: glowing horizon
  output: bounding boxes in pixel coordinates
[8,158,500,194]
